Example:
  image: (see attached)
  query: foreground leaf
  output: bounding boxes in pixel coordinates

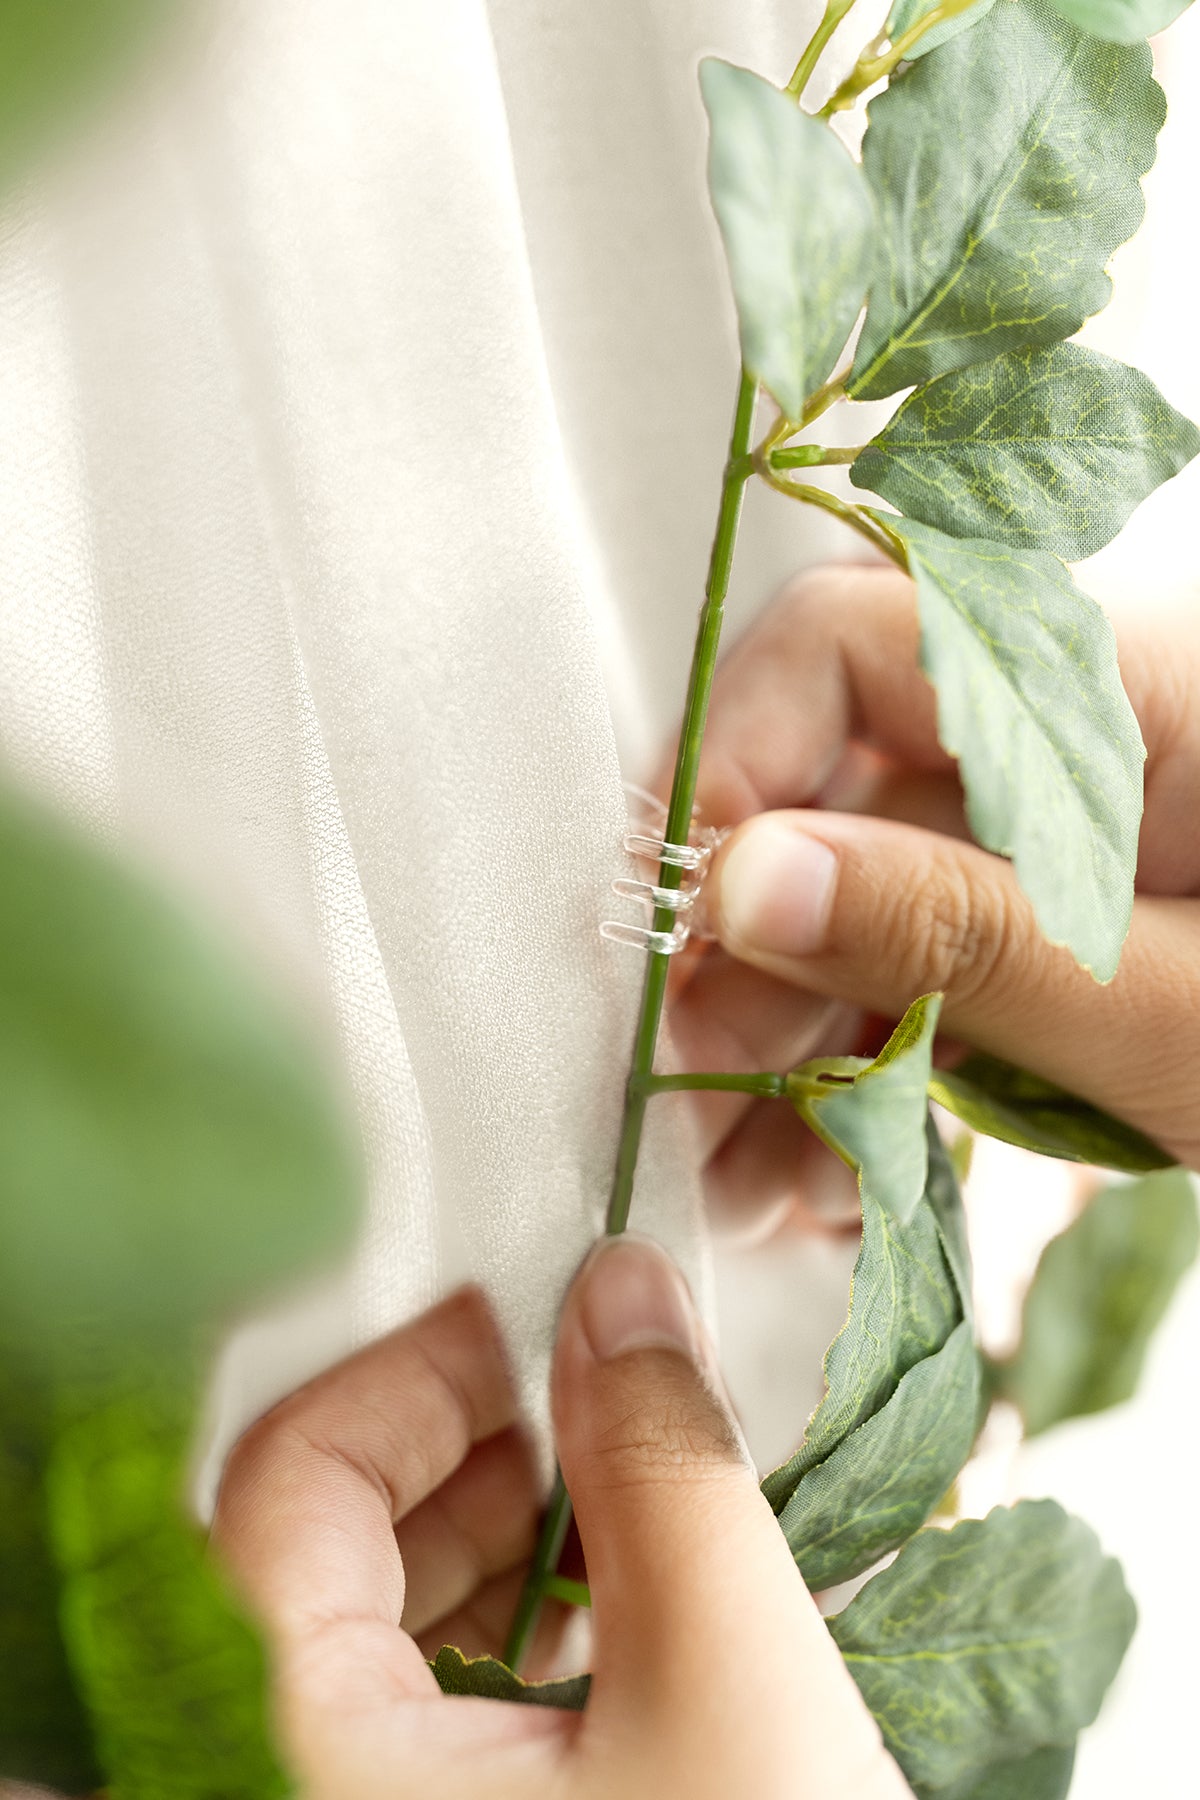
[1046,0,1194,45]
[430,1646,590,1711]
[788,994,943,1226]
[995,1169,1198,1435]
[48,1374,290,1799]
[852,345,1200,558]
[700,58,874,418]
[886,0,996,57]
[830,1501,1136,1793]
[850,2,1163,400]
[0,785,361,1350]
[0,1355,100,1793]
[879,517,1144,980]
[762,1122,966,1511]
[929,1052,1173,1171]
[923,1741,1077,1800]
[778,1319,980,1589]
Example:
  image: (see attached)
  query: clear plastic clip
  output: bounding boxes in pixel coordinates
[600,784,722,956]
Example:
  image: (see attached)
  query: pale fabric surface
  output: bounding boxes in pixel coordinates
[1,4,1195,1795]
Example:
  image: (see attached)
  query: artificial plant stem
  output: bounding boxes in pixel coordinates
[641,1071,786,1099]
[770,444,862,468]
[786,0,858,99]
[503,369,758,1674]
[606,365,758,1236]
[760,470,908,565]
[820,0,981,116]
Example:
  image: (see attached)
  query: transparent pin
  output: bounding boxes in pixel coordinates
[600,783,724,955]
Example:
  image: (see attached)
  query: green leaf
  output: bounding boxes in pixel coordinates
[830,1500,1136,1794]
[778,1319,980,1589]
[430,1646,590,1711]
[762,1122,967,1511]
[879,517,1144,981]
[0,0,161,193]
[922,1741,1077,1800]
[852,344,1200,559]
[699,58,874,418]
[929,1052,1173,1172]
[47,1371,291,1799]
[996,1168,1198,1435]
[849,1,1164,401]
[887,0,997,58]
[789,994,943,1226]
[0,785,362,1352]
[1045,0,1195,46]
[0,1352,100,1794]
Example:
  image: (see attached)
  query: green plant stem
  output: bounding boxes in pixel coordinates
[820,0,981,115]
[770,444,863,469]
[542,1574,593,1609]
[786,0,859,99]
[641,1070,786,1099]
[760,468,908,566]
[502,368,758,1674]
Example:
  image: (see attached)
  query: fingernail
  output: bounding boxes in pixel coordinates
[718,819,837,959]
[576,1234,701,1363]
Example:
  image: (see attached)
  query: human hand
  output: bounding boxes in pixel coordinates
[213,1236,910,1799]
[669,563,1200,1239]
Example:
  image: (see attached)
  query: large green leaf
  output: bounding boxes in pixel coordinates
[430,1646,590,1711]
[761,1121,966,1511]
[1046,0,1195,45]
[778,1319,980,1590]
[879,516,1144,980]
[830,1501,1136,1794]
[852,345,1200,558]
[995,1168,1198,1435]
[929,1052,1173,1172]
[48,1373,290,1799]
[699,58,874,418]
[850,1,1164,401]
[0,0,162,192]
[887,0,996,57]
[0,1353,100,1794]
[923,1742,1077,1800]
[0,785,361,1349]
[788,994,943,1226]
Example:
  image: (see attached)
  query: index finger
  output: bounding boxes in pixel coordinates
[212,1286,517,1656]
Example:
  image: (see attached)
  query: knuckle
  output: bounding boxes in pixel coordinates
[906,850,1015,1005]
[582,1371,744,1494]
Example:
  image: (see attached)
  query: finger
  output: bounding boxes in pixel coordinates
[396,1425,540,1636]
[213,1286,516,1654]
[668,950,851,1158]
[696,564,1200,890]
[711,808,1200,1167]
[551,1235,903,1791]
[706,1101,863,1243]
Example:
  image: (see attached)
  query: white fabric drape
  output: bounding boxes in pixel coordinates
[0,0,839,1483]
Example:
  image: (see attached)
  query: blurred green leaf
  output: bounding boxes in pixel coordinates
[789,994,942,1226]
[929,1052,1173,1172]
[1045,0,1194,43]
[880,516,1144,982]
[830,1501,1136,1793]
[886,0,996,57]
[995,1168,1199,1435]
[0,0,163,192]
[921,1741,1077,1800]
[700,57,874,418]
[852,345,1200,559]
[430,1646,590,1711]
[850,2,1163,401]
[762,1122,967,1512]
[778,1319,980,1589]
[0,1351,100,1793]
[48,1369,291,1800]
[0,785,361,1352]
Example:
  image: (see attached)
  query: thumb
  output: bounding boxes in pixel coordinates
[551,1234,893,1784]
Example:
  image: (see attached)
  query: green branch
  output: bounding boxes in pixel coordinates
[759,468,909,566]
[820,0,982,117]
[640,1071,787,1099]
[786,0,860,100]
